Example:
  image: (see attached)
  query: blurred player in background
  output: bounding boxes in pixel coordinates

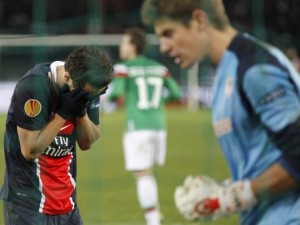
[107,27,181,225]
[141,0,300,224]
[0,46,112,225]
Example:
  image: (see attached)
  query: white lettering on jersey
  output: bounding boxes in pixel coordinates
[128,66,166,77]
[135,76,163,109]
[54,136,69,146]
[44,146,74,157]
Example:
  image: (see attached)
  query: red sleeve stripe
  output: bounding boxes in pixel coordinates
[164,71,171,78]
[114,72,128,78]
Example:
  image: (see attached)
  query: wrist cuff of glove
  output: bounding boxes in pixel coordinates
[219,179,257,214]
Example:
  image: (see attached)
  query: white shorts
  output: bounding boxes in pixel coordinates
[123,130,167,171]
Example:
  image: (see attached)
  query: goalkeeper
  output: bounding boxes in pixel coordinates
[141,0,300,225]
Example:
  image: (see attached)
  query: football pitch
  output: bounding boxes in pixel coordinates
[0,108,238,225]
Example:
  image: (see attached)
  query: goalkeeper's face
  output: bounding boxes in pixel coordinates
[154,15,210,69]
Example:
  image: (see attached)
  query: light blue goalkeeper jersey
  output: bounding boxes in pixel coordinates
[212,33,300,225]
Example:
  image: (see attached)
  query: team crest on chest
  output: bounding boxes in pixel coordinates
[24,99,42,117]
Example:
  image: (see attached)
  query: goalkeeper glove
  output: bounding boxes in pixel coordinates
[174,175,257,221]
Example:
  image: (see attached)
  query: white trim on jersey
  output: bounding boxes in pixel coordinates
[50,61,65,82]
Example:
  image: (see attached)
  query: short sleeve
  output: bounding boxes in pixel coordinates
[113,64,128,78]
[14,75,52,131]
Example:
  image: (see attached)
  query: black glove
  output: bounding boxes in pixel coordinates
[86,85,109,102]
[76,107,87,118]
[57,85,89,119]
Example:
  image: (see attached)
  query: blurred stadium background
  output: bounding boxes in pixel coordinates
[0,0,299,224]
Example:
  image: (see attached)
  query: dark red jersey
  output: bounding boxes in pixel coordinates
[0,63,100,215]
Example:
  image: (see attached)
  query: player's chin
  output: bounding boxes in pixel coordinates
[180,60,198,69]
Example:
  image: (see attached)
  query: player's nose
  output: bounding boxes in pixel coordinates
[159,38,171,54]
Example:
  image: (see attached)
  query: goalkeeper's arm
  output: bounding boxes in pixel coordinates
[251,163,298,198]
[174,163,298,221]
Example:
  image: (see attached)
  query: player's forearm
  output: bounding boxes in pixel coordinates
[251,163,298,199]
[18,113,66,161]
[75,115,100,150]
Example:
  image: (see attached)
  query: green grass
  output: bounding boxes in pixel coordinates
[0,108,239,225]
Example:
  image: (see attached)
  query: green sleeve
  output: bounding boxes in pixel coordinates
[107,77,126,102]
[164,77,181,102]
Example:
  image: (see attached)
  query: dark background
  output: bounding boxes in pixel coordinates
[0,0,299,46]
[0,0,299,81]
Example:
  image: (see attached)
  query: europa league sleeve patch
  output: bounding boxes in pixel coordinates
[24,99,42,117]
[258,86,286,106]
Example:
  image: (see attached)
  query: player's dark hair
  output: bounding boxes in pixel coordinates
[124,27,147,55]
[141,0,229,30]
[65,46,113,89]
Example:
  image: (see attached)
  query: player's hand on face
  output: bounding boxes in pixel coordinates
[86,85,109,101]
[57,84,89,119]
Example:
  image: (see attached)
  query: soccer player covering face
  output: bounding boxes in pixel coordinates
[107,27,181,225]
[141,0,300,224]
[0,46,113,225]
